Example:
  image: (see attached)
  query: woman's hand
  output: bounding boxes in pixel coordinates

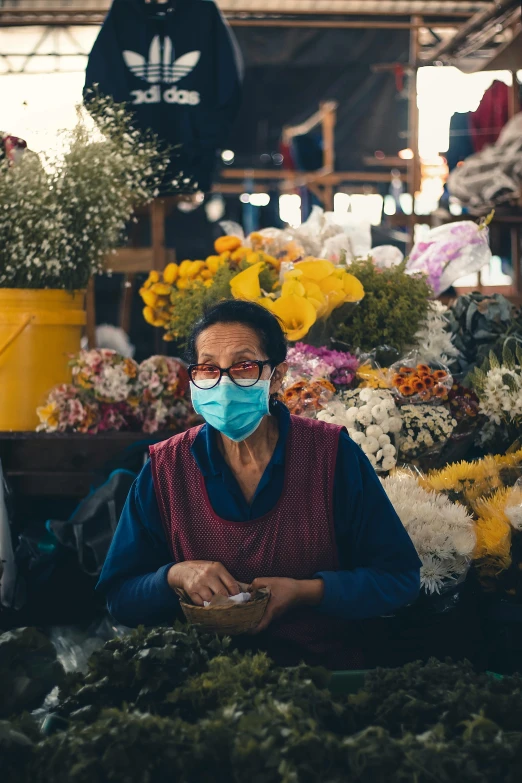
[248,577,324,634]
[168,561,240,606]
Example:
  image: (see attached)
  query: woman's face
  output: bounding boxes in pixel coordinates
[196,323,287,395]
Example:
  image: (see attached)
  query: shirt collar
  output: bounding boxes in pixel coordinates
[191,401,290,477]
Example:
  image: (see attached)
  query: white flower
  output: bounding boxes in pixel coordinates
[378,434,391,446]
[387,417,402,433]
[366,424,383,439]
[363,436,379,454]
[350,431,365,446]
[420,555,456,595]
[381,457,396,472]
[382,444,396,457]
[359,388,374,403]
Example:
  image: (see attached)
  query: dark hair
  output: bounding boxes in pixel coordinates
[185,299,288,367]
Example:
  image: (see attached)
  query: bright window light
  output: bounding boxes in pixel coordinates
[240,193,250,204]
[249,193,270,207]
[221,149,234,163]
[334,192,351,213]
[279,194,301,227]
[383,195,397,216]
[399,193,413,215]
[350,194,383,226]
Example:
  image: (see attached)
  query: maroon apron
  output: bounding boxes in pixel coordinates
[150,414,363,669]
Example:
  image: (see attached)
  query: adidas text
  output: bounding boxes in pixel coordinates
[131,85,200,106]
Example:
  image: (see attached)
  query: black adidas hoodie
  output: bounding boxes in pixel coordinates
[85,0,243,192]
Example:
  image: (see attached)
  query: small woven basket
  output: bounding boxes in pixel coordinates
[175,586,270,635]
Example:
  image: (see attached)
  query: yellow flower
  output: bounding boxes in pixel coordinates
[178,260,194,277]
[37,401,59,427]
[206,255,223,274]
[163,332,175,342]
[150,282,172,296]
[269,294,317,341]
[230,262,264,300]
[176,277,192,290]
[203,279,214,288]
[200,269,213,280]
[294,258,334,281]
[245,250,262,265]
[143,270,160,289]
[123,359,137,378]
[143,306,168,328]
[163,263,179,284]
[318,275,345,316]
[231,247,248,263]
[341,272,365,302]
[300,279,328,317]
[140,288,158,308]
[281,277,305,298]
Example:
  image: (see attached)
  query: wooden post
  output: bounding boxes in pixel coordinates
[321,102,336,172]
[508,70,520,119]
[407,15,422,249]
[151,198,167,271]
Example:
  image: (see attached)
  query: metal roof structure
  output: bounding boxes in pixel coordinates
[0,0,519,68]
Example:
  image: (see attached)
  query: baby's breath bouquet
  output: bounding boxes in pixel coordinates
[0,94,169,290]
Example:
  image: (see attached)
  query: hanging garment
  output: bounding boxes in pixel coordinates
[85,0,243,192]
[469,80,509,154]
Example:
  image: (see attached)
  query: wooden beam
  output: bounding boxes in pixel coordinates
[283,101,338,144]
[103,247,176,274]
[363,156,407,168]
[219,168,402,183]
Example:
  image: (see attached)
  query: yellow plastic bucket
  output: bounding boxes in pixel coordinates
[0,289,86,431]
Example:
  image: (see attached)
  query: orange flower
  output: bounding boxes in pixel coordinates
[418,389,432,401]
[392,373,406,386]
[433,370,448,381]
[399,383,414,396]
[433,384,448,398]
[412,378,426,392]
[399,366,415,374]
[423,375,435,389]
[417,363,431,374]
[215,235,242,254]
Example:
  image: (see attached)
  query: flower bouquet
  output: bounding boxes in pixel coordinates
[38,350,194,435]
[140,237,365,347]
[317,388,402,472]
[280,379,335,418]
[381,471,476,598]
[389,353,452,405]
[397,404,457,467]
[285,343,359,389]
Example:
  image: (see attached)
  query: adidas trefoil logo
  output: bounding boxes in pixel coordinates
[123,36,201,106]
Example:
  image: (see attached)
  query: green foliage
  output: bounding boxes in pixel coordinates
[332,258,431,353]
[448,293,522,377]
[6,625,522,783]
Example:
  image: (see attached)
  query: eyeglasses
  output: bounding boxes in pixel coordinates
[189,360,272,389]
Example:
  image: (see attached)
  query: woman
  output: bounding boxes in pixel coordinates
[98,300,421,668]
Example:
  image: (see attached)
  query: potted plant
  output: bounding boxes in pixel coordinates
[0,96,168,430]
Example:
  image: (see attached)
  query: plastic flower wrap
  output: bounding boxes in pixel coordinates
[381,471,475,595]
[280,379,335,418]
[389,352,452,404]
[37,384,99,434]
[285,343,359,388]
[71,350,139,403]
[406,218,492,297]
[317,388,402,472]
[469,345,522,430]
[398,405,457,462]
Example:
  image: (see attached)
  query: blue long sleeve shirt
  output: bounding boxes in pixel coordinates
[97,403,421,627]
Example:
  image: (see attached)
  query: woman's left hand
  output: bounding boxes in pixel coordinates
[248,577,324,634]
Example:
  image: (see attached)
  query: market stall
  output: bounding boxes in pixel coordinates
[2,2,522,780]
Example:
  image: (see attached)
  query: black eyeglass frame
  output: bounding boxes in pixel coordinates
[188,360,273,389]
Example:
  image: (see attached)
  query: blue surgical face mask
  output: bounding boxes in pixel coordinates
[191,375,272,442]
